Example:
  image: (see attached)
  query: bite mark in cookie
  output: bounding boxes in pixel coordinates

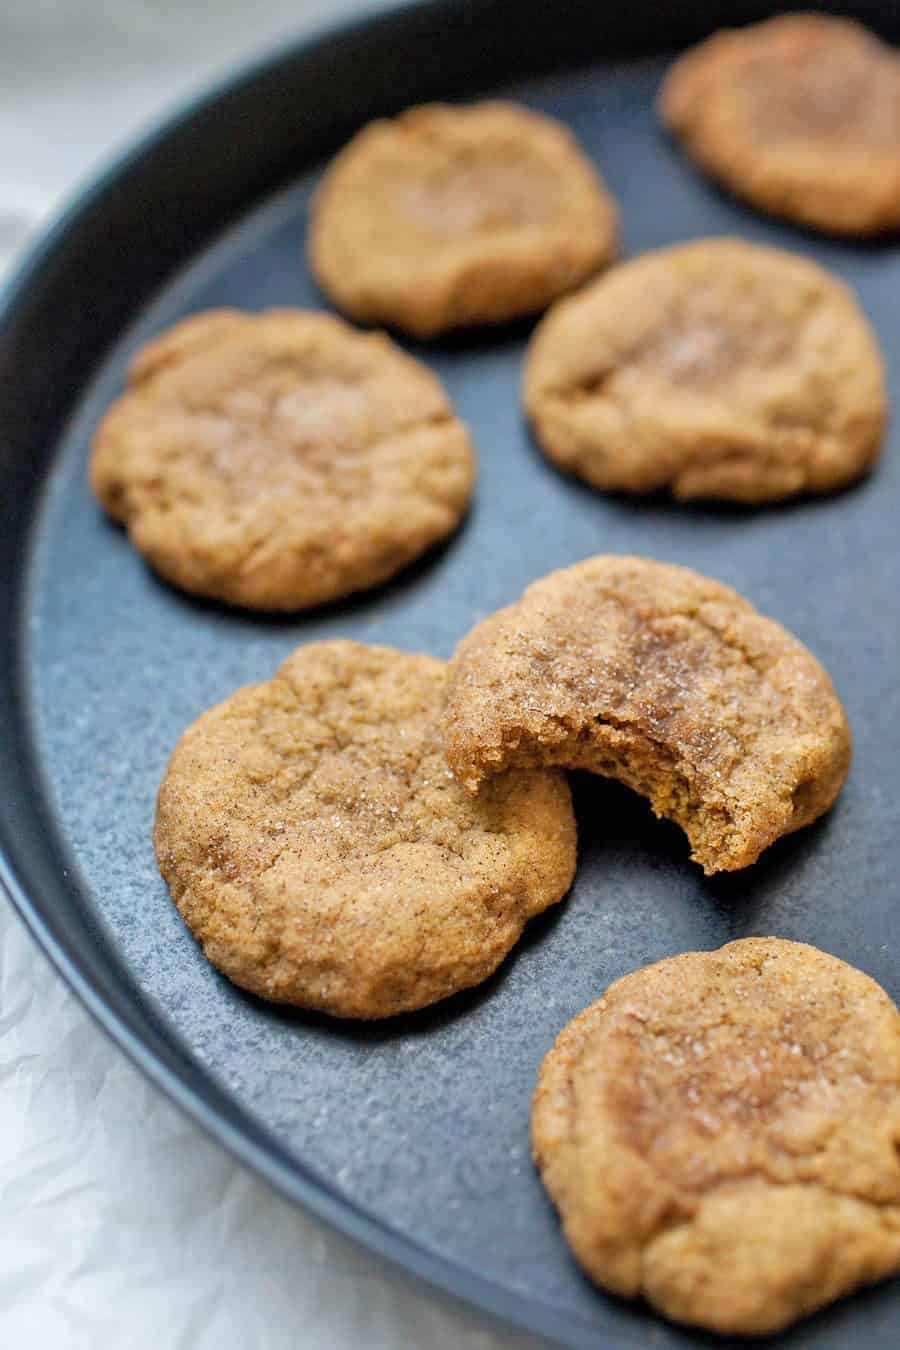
[442,556,850,873]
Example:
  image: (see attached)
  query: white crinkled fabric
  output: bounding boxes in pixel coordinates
[0,4,516,1346]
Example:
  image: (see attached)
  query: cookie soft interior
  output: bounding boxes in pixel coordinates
[443,556,851,874]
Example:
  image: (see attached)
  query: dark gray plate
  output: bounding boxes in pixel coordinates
[2,2,899,1347]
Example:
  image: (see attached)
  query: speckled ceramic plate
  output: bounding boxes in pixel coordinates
[2,3,899,1346]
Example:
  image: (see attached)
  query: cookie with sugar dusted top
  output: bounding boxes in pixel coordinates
[442,556,850,873]
[90,308,474,610]
[524,238,886,503]
[309,101,618,337]
[659,13,900,235]
[154,640,576,1019]
[532,938,900,1334]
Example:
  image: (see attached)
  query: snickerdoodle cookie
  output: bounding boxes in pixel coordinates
[524,238,886,502]
[442,557,850,873]
[90,309,475,610]
[532,938,900,1334]
[659,13,900,235]
[309,101,618,337]
[154,641,576,1018]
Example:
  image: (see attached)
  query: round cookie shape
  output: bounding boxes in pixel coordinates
[524,238,886,503]
[309,101,618,338]
[442,556,850,874]
[659,14,900,236]
[90,309,475,610]
[154,641,576,1018]
[532,938,900,1334]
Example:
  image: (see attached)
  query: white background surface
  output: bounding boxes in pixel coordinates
[0,4,520,1346]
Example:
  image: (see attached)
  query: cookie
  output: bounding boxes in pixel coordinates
[659,14,900,236]
[90,309,475,610]
[524,238,886,502]
[154,640,576,1018]
[442,556,850,874]
[532,938,900,1334]
[309,101,618,338]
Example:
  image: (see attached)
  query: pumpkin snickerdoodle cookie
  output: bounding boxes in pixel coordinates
[442,556,850,874]
[154,641,576,1019]
[524,238,886,503]
[90,309,475,610]
[532,938,900,1334]
[309,101,618,338]
[659,13,900,236]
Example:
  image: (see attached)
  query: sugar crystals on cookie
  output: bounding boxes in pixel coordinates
[524,238,886,503]
[533,938,900,1334]
[443,556,850,873]
[309,101,618,337]
[91,309,475,610]
[660,13,900,236]
[155,641,576,1017]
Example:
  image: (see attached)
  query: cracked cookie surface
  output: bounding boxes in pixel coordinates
[154,641,576,1018]
[309,101,618,338]
[524,238,886,502]
[442,556,850,873]
[90,309,475,610]
[532,938,900,1334]
[660,14,900,236]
